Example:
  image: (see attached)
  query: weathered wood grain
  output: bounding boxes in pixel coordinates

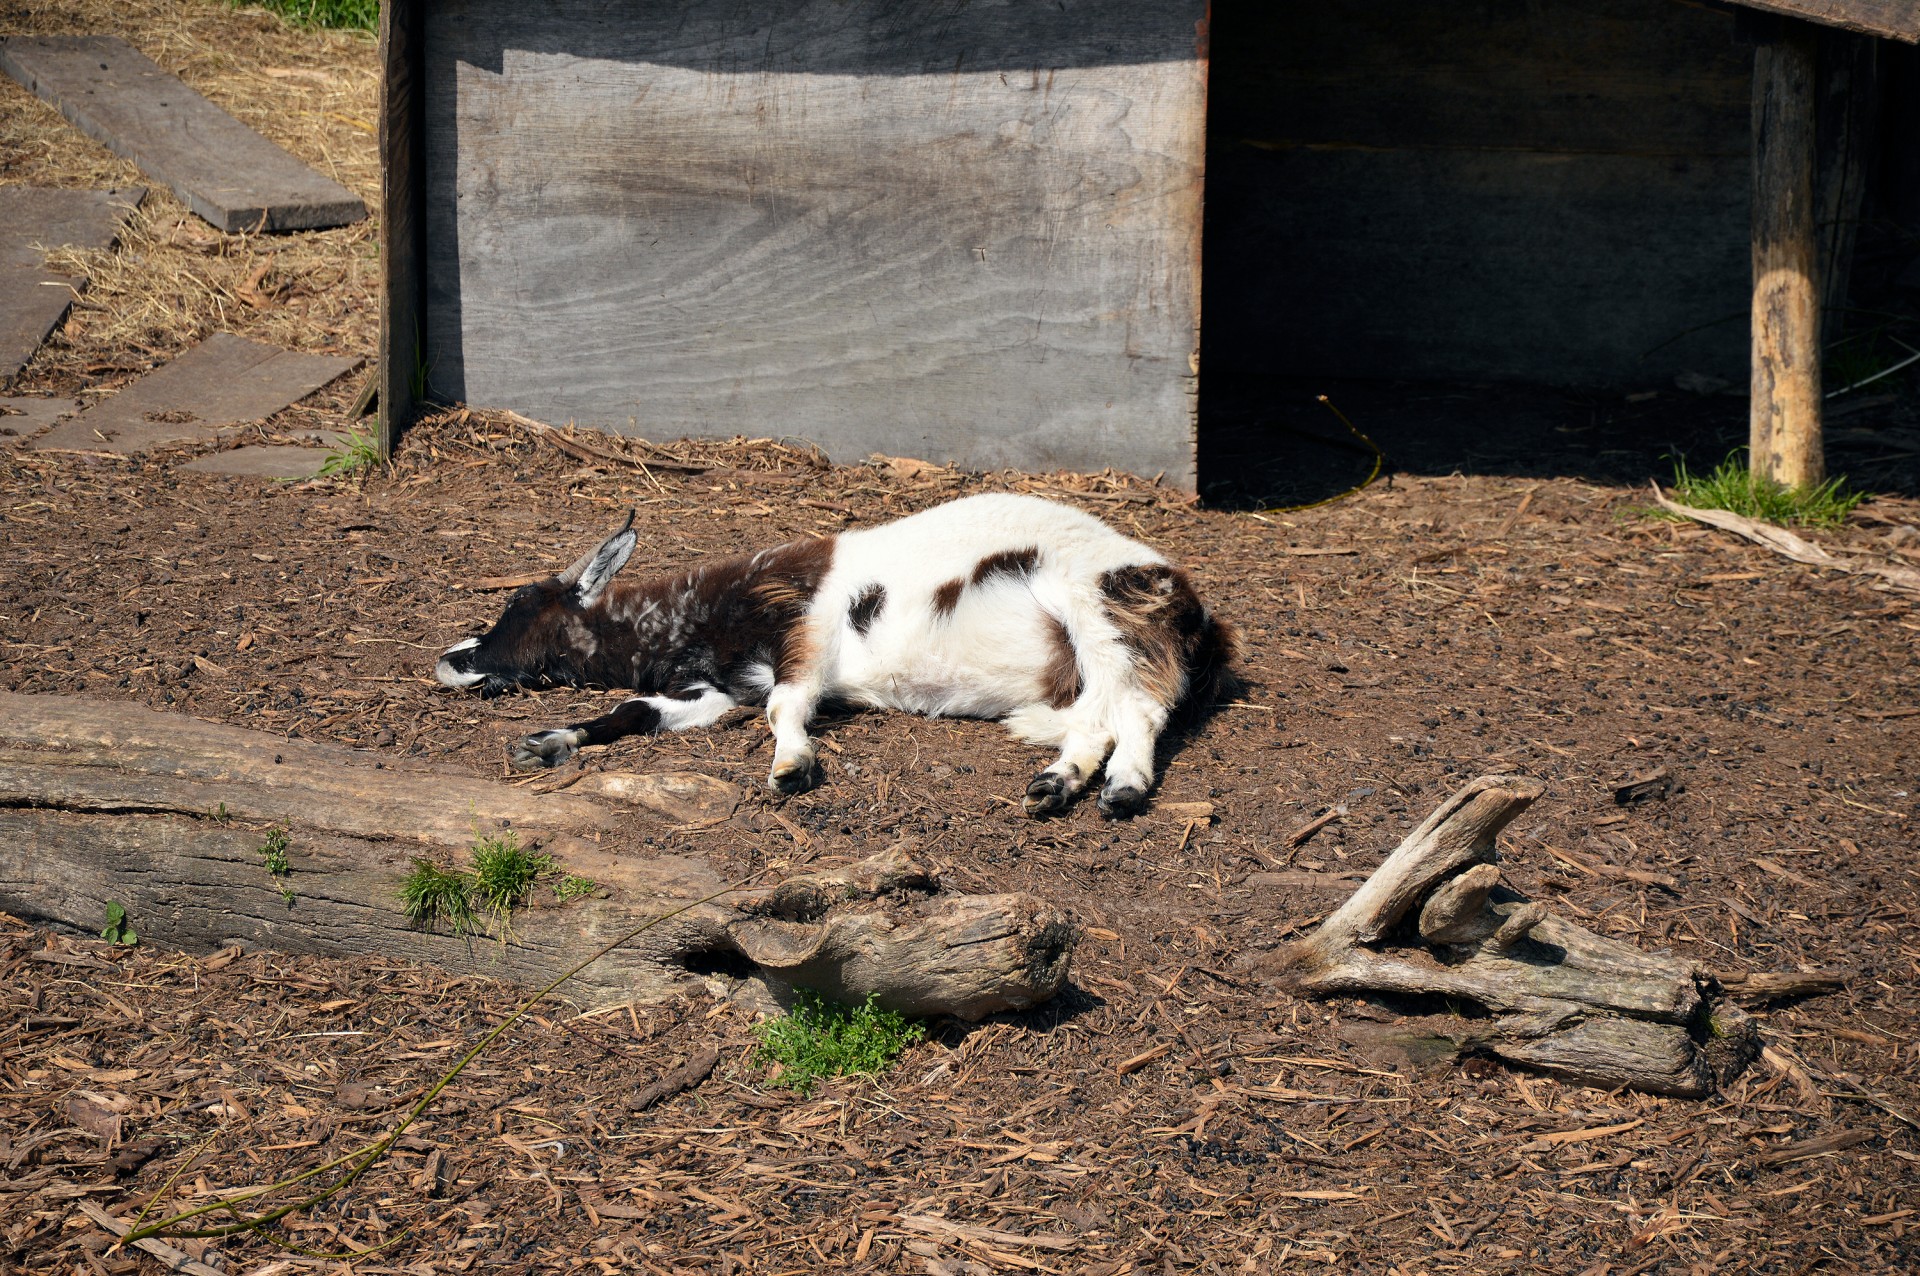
[0,186,144,382]
[1731,0,1920,43]
[415,0,1204,484]
[1751,24,1826,487]
[29,333,358,454]
[0,693,1071,1018]
[378,0,423,454]
[1204,0,1754,387]
[1274,774,1759,1096]
[0,35,366,233]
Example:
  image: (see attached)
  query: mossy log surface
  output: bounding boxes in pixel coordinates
[0,692,1072,1019]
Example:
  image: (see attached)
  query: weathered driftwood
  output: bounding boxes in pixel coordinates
[0,692,1072,1019]
[1275,774,1760,1096]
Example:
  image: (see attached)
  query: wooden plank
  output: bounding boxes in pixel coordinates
[0,186,144,381]
[176,444,333,479]
[417,0,1205,485]
[0,397,80,438]
[1730,0,1920,44]
[0,35,366,233]
[29,332,358,454]
[1212,0,1752,155]
[1203,0,1754,387]
[1204,144,1750,385]
[377,0,424,454]
[1751,24,1826,487]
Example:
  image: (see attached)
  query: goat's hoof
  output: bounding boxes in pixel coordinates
[1022,772,1076,818]
[1097,784,1148,819]
[768,757,819,795]
[510,729,577,771]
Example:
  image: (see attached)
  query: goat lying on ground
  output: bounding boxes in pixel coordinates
[435,493,1234,817]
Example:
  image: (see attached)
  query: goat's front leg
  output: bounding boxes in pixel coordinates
[510,684,737,770]
[764,679,825,794]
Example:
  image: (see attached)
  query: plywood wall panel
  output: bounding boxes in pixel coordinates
[421,0,1205,484]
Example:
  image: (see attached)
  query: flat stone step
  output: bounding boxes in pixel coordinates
[28,332,359,454]
[0,35,366,233]
[0,186,144,381]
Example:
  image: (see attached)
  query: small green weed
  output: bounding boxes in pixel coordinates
[399,858,480,938]
[239,0,378,32]
[469,831,556,926]
[554,874,600,902]
[318,426,382,479]
[259,826,294,904]
[1660,450,1864,530]
[213,801,232,825]
[399,831,586,939]
[101,901,138,946]
[754,991,925,1095]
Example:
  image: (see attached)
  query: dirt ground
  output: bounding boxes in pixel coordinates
[6,3,1920,1275]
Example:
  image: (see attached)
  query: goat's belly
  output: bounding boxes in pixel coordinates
[833,623,1053,720]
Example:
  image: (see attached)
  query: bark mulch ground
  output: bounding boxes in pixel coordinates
[3,410,1919,1275]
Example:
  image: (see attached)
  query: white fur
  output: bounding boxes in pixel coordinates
[778,494,1184,809]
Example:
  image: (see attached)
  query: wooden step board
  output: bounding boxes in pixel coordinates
[28,332,359,454]
[0,35,366,233]
[0,186,144,381]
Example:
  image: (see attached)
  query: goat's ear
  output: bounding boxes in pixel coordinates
[559,511,637,607]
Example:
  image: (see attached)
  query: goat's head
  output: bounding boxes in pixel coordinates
[435,512,637,696]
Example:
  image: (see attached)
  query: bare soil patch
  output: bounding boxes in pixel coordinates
[4,2,1920,1272]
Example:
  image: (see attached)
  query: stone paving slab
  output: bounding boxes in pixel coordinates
[29,332,359,454]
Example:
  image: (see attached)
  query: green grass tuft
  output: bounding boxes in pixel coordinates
[399,858,480,937]
[468,831,555,920]
[238,0,378,32]
[318,426,382,479]
[554,874,599,902]
[1662,450,1864,530]
[754,992,925,1095]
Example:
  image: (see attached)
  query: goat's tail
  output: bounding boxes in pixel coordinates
[1182,611,1241,712]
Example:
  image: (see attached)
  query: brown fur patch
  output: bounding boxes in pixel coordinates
[970,546,1039,586]
[1098,564,1235,710]
[1041,614,1082,709]
[931,578,964,617]
[752,536,837,682]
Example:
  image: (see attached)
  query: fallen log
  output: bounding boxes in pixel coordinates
[0,692,1072,1019]
[1270,774,1763,1096]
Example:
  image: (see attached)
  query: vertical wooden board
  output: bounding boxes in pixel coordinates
[1202,0,1755,388]
[378,0,424,454]
[420,0,1205,485]
[1206,145,1752,386]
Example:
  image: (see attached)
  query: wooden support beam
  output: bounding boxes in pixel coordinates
[1751,22,1825,489]
[376,0,424,457]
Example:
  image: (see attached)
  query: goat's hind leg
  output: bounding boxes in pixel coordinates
[1012,708,1113,818]
[510,685,736,770]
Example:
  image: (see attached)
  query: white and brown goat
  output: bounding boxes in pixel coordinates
[435,493,1234,817]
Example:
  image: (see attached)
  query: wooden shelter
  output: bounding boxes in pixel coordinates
[378,0,1920,489]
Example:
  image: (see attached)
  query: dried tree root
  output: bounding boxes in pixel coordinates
[1274,774,1761,1096]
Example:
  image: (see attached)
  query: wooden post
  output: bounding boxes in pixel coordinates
[376,0,423,457]
[1750,21,1824,490]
